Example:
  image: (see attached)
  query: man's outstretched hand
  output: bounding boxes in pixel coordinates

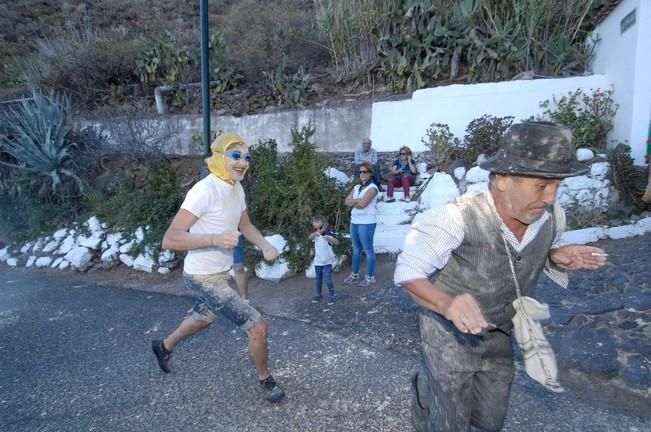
[441,293,491,335]
[549,245,608,270]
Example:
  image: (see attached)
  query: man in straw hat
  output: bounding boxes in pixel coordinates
[394,122,607,431]
[151,132,285,403]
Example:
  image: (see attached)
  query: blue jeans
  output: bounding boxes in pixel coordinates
[350,223,376,277]
[314,264,335,298]
[232,235,244,266]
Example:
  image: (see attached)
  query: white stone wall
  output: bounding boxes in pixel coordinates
[370,76,609,153]
[591,0,651,165]
[84,77,618,159]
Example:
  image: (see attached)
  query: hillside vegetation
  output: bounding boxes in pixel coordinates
[1,0,607,114]
[7,0,643,256]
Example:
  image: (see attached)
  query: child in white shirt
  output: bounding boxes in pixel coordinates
[308,216,339,305]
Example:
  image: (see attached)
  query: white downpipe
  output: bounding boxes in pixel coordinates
[154,85,176,114]
[154,81,222,114]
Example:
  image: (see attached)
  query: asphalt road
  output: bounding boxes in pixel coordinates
[0,268,649,432]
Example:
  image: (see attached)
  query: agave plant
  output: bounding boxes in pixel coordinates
[0,90,84,197]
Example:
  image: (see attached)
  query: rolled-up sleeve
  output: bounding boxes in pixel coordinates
[543,202,569,288]
[394,204,464,285]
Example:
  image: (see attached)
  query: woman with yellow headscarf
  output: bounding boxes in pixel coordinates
[205,132,250,185]
[152,132,286,403]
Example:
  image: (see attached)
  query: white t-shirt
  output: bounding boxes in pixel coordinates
[181,175,246,274]
[313,230,337,266]
[350,183,379,224]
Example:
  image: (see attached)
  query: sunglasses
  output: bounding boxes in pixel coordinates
[359,170,371,174]
[400,152,407,155]
[223,150,252,162]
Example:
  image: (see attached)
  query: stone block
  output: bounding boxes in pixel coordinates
[133,253,155,273]
[35,257,53,268]
[550,327,619,377]
[64,246,93,271]
[119,254,135,267]
[622,354,651,388]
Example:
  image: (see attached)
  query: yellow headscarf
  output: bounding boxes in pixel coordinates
[205,132,249,185]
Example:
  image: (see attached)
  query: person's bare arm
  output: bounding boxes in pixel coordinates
[161,209,240,251]
[350,188,378,209]
[344,189,356,207]
[407,155,418,174]
[239,210,279,261]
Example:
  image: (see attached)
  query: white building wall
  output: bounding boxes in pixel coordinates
[369,76,607,153]
[591,0,651,164]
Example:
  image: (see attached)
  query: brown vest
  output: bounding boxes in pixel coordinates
[432,191,555,328]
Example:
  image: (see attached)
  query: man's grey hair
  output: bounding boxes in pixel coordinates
[488,172,523,187]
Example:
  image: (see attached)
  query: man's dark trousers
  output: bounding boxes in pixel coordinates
[411,310,515,432]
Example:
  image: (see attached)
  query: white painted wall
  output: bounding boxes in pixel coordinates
[369,76,607,152]
[591,0,651,165]
[167,101,372,154]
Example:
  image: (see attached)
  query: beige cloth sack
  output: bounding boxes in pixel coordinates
[500,230,564,393]
[512,296,564,393]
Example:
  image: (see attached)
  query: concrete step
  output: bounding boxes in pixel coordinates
[374,224,411,254]
[378,186,418,201]
[376,200,418,216]
[376,194,418,226]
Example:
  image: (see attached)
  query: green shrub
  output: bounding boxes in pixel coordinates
[564,204,612,230]
[263,57,314,107]
[421,123,461,171]
[314,0,392,82]
[135,30,194,85]
[243,125,350,272]
[608,143,647,213]
[377,0,603,92]
[461,115,513,166]
[0,179,77,243]
[26,25,143,108]
[217,0,324,82]
[0,91,105,242]
[208,32,242,93]
[0,90,84,198]
[538,87,618,152]
[378,1,472,92]
[86,158,182,248]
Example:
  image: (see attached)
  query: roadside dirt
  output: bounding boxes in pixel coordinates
[21,253,651,418]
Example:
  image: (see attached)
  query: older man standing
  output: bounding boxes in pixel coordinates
[354,138,383,189]
[394,122,607,431]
